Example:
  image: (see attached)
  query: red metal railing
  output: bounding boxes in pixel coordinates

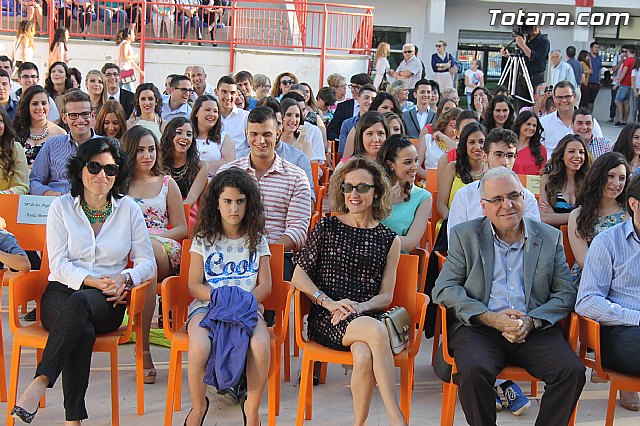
[1,0,374,87]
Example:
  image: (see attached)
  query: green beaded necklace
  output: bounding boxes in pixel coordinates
[81,199,113,224]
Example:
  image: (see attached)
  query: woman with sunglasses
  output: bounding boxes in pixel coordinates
[13,85,66,164]
[292,156,406,426]
[431,40,455,90]
[378,134,432,253]
[270,71,298,100]
[11,138,156,425]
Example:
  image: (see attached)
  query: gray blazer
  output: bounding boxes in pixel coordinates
[403,108,435,139]
[433,216,576,337]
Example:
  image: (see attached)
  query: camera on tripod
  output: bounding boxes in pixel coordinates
[512,24,531,39]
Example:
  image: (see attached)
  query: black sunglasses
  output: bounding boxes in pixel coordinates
[281,79,294,85]
[340,183,374,194]
[86,161,119,176]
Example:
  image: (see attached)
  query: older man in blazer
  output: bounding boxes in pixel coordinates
[433,167,585,426]
[403,78,435,138]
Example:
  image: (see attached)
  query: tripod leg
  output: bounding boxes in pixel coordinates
[518,56,535,105]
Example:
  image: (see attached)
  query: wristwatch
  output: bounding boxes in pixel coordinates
[123,273,134,291]
[532,317,543,330]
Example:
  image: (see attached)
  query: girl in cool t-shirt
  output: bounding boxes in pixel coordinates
[185,168,272,426]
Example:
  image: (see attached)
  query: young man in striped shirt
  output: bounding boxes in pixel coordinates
[219,106,311,280]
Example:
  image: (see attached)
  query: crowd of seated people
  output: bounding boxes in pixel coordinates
[2,49,640,425]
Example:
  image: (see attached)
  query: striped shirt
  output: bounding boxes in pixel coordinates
[575,220,640,326]
[587,136,613,160]
[219,153,311,251]
[29,132,99,195]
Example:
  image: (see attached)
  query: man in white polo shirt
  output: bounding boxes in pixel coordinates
[216,75,249,156]
[540,81,602,159]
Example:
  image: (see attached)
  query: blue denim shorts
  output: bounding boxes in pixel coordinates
[615,85,632,102]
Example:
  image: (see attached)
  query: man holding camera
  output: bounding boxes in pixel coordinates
[500,25,550,110]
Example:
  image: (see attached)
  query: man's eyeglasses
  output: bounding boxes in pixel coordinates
[482,192,524,205]
[178,87,195,95]
[86,161,119,176]
[340,183,374,194]
[280,80,294,86]
[348,84,361,90]
[490,152,517,160]
[104,72,119,78]
[20,74,38,80]
[65,111,92,120]
[554,94,574,102]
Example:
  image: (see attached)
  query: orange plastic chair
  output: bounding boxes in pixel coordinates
[294,254,428,424]
[162,242,292,426]
[430,190,441,242]
[0,268,7,401]
[308,211,320,234]
[411,247,429,294]
[314,185,326,214]
[311,162,329,187]
[0,194,47,288]
[430,251,447,366]
[560,225,576,267]
[425,168,438,194]
[438,305,578,426]
[421,219,433,253]
[6,246,150,426]
[577,314,639,426]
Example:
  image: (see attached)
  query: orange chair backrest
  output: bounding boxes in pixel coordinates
[577,315,604,374]
[162,239,194,336]
[262,244,289,335]
[311,162,319,187]
[425,169,438,194]
[0,194,47,252]
[308,211,320,233]
[560,225,576,267]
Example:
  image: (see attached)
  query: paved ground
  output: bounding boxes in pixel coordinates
[1,92,636,425]
[2,291,639,425]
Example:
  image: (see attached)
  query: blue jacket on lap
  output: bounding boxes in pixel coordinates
[199,285,258,389]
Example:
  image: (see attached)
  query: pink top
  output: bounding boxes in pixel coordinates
[512,144,547,175]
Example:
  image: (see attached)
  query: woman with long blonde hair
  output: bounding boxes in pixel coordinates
[373,42,391,90]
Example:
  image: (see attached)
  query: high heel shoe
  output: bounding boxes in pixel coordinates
[184,395,209,426]
[11,405,39,424]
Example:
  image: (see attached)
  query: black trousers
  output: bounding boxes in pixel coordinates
[449,323,585,426]
[35,281,126,421]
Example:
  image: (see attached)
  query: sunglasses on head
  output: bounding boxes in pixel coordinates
[340,183,374,194]
[86,161,119,176]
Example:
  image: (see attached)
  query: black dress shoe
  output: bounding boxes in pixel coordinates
[11,405,38,424]
[183,395,209,426]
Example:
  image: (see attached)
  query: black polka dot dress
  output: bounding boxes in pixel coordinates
[294,216,397,351]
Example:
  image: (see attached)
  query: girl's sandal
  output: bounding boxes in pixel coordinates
[142,350,157,384]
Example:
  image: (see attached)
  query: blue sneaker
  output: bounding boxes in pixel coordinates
[503,382,531,416]
[495,390,503,411]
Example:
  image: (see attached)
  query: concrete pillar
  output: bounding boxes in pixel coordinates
[427,0,447,34]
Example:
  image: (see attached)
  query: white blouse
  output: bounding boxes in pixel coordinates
[47,194,157,290]
[423,134,447,170]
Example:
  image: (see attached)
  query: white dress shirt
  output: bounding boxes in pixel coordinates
[220,105,249,155]
[447,180,541,244]
[47,194,157,290]
[540,111,603,159]
[107,88,121,102]
[302,122,325,162]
